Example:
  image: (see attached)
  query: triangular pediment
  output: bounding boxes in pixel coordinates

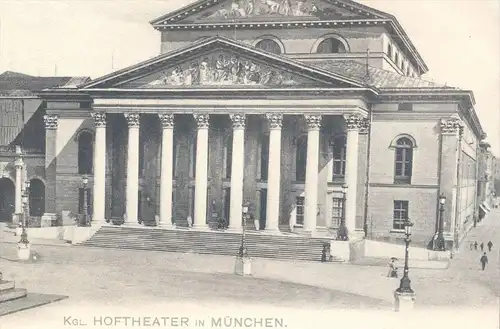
[80,37,365,90]
[151,0,389,26]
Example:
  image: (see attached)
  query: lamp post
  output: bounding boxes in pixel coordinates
[435,194,446,251]
[82,175,89,226]
[336,183,348,241]
[17,180,31,260]
[396,218,414,294]
[239,202,249,258]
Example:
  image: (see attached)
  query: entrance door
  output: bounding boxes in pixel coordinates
[0,178,15,222]
[259,189,267,230]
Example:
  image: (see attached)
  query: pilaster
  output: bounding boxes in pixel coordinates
[304,114,321,233]
[43,114,58,214]
[265,113,283,232]
[91,111,107,224]
[228,113,246,231]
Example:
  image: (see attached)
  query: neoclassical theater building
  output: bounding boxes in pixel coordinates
[0,0,488,248]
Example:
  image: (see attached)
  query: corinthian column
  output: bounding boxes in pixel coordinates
[124,113,140,225]
[158,114,174,228]
[193,113,210,229]
[43,114,58,215]
[344,114,365,234]
[91,112,107,224]
[265,113,283,232]
[304,115,322,233]
[14,156,24,215]
[228,113,246,231]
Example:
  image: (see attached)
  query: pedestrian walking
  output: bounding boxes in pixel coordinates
[474,241,478,250]
[487,241,493,252]
[480,252,488,271]
[480,242,484,251]
[469,243,474,251]
[387,258,398,278]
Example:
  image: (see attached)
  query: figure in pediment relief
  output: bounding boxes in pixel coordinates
[145,53,299,87]
[259,0,281,14]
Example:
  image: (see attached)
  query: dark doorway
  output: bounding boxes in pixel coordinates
[29,178,45,216]
[0,178,15,222]
[259,189,267,230]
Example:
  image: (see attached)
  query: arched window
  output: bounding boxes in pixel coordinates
[316,38,347,54]
[255,39,282,55]
[78,131,93,175]
[394,137,413,184]
[296,135,307,182]
[332,135,347,178]
[29,178,45,216]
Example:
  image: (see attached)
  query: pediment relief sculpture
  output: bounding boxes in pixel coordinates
[196,0,361,21]
[137,52,310,88]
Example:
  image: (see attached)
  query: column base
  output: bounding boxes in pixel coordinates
[157,222,175,229]
[394,291,416,312]
[192,224,209,230]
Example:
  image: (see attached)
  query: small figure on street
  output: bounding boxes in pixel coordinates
[480,252,488,271]
[474,241,478,250]
[487,241,493,252]
[387,258,398,278]
[469,243,474,251]
[480,242,484,252]
[321,244,328,262]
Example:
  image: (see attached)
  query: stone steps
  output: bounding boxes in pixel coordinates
[80,226,341,262]
[0,280,27,303]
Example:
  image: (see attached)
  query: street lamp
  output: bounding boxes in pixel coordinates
[19,181,30,245]
[82,175,89,226]
[337,183,348,241]
[396,218,414,294]
[435,194,446,251]
[239,202,249,257]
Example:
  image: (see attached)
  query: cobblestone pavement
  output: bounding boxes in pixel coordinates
[0,212,499,328]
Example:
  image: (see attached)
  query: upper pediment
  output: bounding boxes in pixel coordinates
[79,37,366,90]
[150,0,389,26]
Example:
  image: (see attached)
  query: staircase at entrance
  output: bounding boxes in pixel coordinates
[79,226,342,262]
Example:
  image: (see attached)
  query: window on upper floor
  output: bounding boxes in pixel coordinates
[332,135,347,178]
[394,137,414,184]
[78,131,93,175]
[397,103,413,111]
[316,38,347,54]
[394,52,399,66]
[393,200,409,230]
[387,44,393,58]
[255,39,282,55]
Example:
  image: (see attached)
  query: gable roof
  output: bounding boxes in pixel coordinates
[0,71,90,97]
[309,60,450,90]
[79,36,367,90]
[149,0,427,74]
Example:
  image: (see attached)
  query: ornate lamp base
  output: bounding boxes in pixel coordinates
[394,290,416,312]
[17,242,31,261]
[234,256,252,276]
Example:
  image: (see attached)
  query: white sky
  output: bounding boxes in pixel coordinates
[0,0,498,154]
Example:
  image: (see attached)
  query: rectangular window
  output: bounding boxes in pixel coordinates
[398,103,413,111]
[393,200,409,230]
[296,196,305,226]
[331,197,343,228]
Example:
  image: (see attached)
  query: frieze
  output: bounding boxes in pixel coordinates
[188,0,365,22]
[43,115,58,130]
[124,113,140,128]
[140,52,304,88]
[91,112,107,127]
[230,113,246,129]
[304,115,322,130]
[193,113,210,128]
[266,113,283,129]
[158,114,175,129]
[440,117,464,135]
[344,114,366,131]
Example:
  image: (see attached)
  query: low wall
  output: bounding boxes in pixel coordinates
[24,226,70,240]
[364,239,450,261]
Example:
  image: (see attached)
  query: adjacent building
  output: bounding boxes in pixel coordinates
[0,0,493,250]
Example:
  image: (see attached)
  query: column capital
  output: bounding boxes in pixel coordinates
[158,114,175,129]
[91,112,107,127]
[43,114,58,130]
[304,115,322,130]
[193,113,210,129]
[266,113,283,129]
[14,157,24,169]
[343,114,366,132]
[440,116,464,135]
[229,113,246,129]
[124,113,140,128]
